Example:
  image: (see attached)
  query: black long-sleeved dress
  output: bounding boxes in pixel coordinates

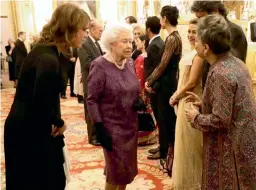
[4,44,66,190]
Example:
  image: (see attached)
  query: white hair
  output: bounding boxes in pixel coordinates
[101,22,133,53]
[8,38,14,43]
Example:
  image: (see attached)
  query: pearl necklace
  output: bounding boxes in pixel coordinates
[108,54,126,70]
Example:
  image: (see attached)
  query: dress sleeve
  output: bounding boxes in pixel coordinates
[192,72,236,132]
[32,54,64,127]
[147,35,177,86]
[87,60,105,124]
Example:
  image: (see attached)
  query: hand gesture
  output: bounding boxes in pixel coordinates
[58,123,67,135]
[185,92,202,108]
[51,123,67,137]
[51,125,59,137]
[184,104,200,123]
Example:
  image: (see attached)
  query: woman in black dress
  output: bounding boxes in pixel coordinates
[5,39,16,87]
[4,3,90,190]
[145,5,182,173]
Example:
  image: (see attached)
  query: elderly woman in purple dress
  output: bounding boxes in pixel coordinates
[87,23,141,190]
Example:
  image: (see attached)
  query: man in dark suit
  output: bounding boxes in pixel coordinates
[144,16,164,159]
[14,31,27,82]
[78,20,104,146]
[60,47,78,99]
[250,21,256,42]
[191,0,248,88]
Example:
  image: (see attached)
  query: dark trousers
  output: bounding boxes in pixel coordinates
[61,62,75,96]
[149,93,158,123]
[8,61,15,81]
[84,93,97,143]
[156,90,176,158]
[15,64,21,80]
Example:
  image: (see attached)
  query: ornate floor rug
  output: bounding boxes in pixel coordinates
[0,88,172,190]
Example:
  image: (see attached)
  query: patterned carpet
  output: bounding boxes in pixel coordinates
[0,88,172,190]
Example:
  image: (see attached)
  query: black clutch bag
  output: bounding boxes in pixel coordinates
[138,112,156,132]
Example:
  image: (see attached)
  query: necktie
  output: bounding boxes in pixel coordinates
[95,41,103,55]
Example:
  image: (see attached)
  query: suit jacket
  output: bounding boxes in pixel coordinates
[202,19,248,88]
[250,21,256,42]
[14,39,28,66]
[78,36,102,94]
[60,48,79,71]
[144,36,164,80]
[68,48,78,70]
[227,20,247,63]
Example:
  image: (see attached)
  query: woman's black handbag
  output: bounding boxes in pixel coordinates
[138,112,156,132]
[133,96,156,132]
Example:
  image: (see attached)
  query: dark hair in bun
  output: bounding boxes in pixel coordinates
[160,5,179,26]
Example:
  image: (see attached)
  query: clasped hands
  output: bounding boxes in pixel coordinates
[184,92,202,123]
[70,57,76,63]
[169,93,179,107]
[51,123,67,137]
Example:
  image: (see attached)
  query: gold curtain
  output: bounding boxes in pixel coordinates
[117,1,137,21]
[52,0,58,11]
[11,0,36,51]
[11,0,18,38]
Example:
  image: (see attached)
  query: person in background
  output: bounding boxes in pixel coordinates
[247,16,256,42]
[14,31,27,82]
[131,24,144,61]
[134,34,158,146]
[87,23,140,190]
[78,19,104,146]
[4,3,90,189]
[5,38,16,87]
[74,57,84,104]
[60,47,78,99]
[144,16,164,158]
[125,16,137,25]
[191,0,248,88]
[185,15,256,190]
[146,6,182,162]
[169,18,203,189]
[30,34,40,50]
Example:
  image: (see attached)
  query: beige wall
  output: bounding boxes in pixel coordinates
[1,1,15,57]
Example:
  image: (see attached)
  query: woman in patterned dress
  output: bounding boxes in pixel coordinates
[134,35,158,146]
[185,15,256,190]
[87,23,141,190]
